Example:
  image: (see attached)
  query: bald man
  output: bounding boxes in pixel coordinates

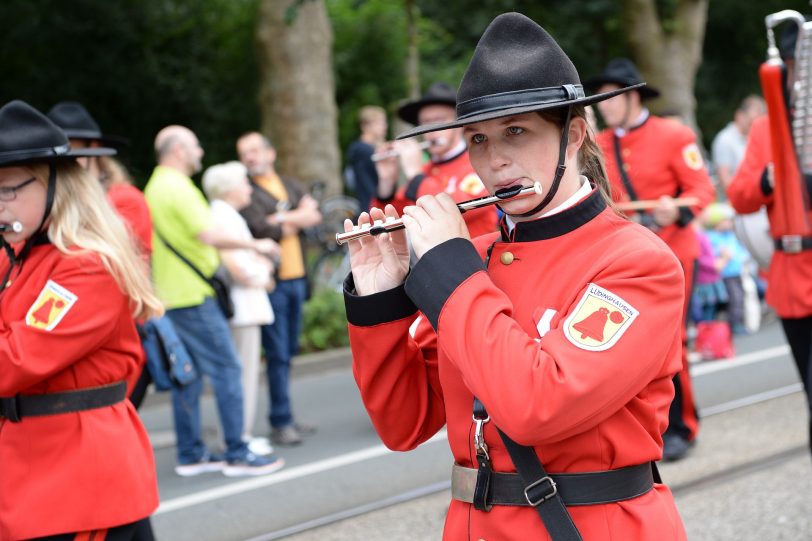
[145,125,285,477]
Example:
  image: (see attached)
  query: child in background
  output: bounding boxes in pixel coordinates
[691,223,727,323]
[703,202,752,335]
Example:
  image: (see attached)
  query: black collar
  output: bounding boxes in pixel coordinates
[499,188,606,242]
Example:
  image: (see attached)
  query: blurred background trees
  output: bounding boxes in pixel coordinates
[1,0,809,190]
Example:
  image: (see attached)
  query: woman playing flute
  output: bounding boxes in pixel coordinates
[342,12,687,541]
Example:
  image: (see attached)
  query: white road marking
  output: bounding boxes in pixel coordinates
[155,430,448,515]
[691,344,790,376]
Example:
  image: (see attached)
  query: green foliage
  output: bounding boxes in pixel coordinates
[0,0,261,184]
[300,288,350,352]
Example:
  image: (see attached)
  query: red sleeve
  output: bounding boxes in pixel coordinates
[345,280,446,450]
[668,125,716,217]
[727,115,774,214]
[0,256,134,395]
[107,184,153,256]
[406,238,684,446]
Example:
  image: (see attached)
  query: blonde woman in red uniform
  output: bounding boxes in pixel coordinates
[0,100,160,540]
[342,13,687,541]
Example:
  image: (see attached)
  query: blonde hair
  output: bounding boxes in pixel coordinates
[30,161,163,320]
[538,106,620,214]
[97,156,132,191]
[359,106,386,128]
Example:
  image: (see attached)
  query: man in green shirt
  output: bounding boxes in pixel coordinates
[145,125,283,477]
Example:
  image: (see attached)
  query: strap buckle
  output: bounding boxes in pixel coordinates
[524,475,558,506]
[781,235,802,253]
[472,414,490,460]
[0,395,21,422]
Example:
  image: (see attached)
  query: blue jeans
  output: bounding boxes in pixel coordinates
[167,298,248,464]
[261,277,307,428]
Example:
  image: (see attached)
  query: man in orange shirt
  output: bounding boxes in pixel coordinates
[585,59,715,461]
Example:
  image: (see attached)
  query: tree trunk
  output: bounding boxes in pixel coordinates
[256,0,341,194]
[405,0,420,100]
[621,0,708,136]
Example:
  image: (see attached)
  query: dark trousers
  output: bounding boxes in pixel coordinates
[781,315,812,455]
[27,518,154,541]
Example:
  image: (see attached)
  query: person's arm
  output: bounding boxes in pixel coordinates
[727,116,774,214]
[197,228,279,258]
[0,255,135,395]
[655,128,716,228]
[404,236,685,446]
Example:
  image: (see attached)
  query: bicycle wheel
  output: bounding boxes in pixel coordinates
[318,196,360,247]
[310,248,351,294]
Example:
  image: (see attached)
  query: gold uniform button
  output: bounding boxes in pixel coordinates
[622,148,631,157]
[623,163,631,172]
[500,252,514,265]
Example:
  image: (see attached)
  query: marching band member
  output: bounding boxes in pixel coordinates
[728,20,812,456]
[585,58,716,461]
[373,82,498,238]
[343,13,687,540]
[0,100,160,540]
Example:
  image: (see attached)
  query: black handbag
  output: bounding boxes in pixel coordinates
[155,229,235,319]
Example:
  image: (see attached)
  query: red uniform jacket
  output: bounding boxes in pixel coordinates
[0,245,158,540]
[373,148,498,239]
[727,115,812,318]
[345,189,687,540]
[597,116,716,266]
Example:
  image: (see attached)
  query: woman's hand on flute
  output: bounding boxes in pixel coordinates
[344,205,410,296]
[402,193,470,260]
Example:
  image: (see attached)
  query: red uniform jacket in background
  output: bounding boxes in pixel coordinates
[727,115,812,318]
[345,189,687,540]
[597,115,716,265]
[373,148,498,239]
[0,245,159,540]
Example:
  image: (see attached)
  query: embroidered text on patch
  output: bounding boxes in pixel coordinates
[25,280,78,331]
[564,283,638,351]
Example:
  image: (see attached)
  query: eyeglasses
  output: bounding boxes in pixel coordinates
[0,177,37,202]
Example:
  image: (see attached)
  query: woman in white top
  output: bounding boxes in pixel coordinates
[203,161,277,451]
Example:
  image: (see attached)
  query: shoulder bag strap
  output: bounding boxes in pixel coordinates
[474,398,583,541]
[154,227,212,284]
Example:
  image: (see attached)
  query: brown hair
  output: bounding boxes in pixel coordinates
[537,106,620,213]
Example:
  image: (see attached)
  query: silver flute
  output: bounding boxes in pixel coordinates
[370,139,444,162]
[335,182,542,245]
[0,222,22,233]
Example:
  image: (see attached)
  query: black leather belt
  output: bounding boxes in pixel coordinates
[773,235,812,253]
[0,381,127,422]
[451,462,655,507]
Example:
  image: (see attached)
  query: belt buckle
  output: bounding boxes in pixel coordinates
[0,396,21,422]
[524,475,557,506]
[781,235,802,253]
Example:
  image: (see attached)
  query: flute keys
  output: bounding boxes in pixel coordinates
[499,252,515,265]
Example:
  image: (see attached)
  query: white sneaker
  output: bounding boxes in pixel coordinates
[247,436,274,456]
[175,453,226,477]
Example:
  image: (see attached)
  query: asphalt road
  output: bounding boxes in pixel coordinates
[143,316,808,540]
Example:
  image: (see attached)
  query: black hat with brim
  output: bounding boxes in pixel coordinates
[583,57,660,100]
[397,13,645,140]
[397,82,458,126]
[47,101,129,148]
[0,100,116,168]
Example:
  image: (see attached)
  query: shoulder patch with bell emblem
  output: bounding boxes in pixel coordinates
[25,280,78,332]
[563,283,638,351]
[459,173,485,195]
[681,143,704,171]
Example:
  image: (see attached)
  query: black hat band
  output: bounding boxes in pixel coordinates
[457,84,585,120]
[0,144,71,162]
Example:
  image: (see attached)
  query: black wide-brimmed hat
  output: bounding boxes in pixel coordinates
[0,100,116,168]
[583,58,660,100]
[397,82,458,126]
[47,101,128,147]
[398,13,644,139]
